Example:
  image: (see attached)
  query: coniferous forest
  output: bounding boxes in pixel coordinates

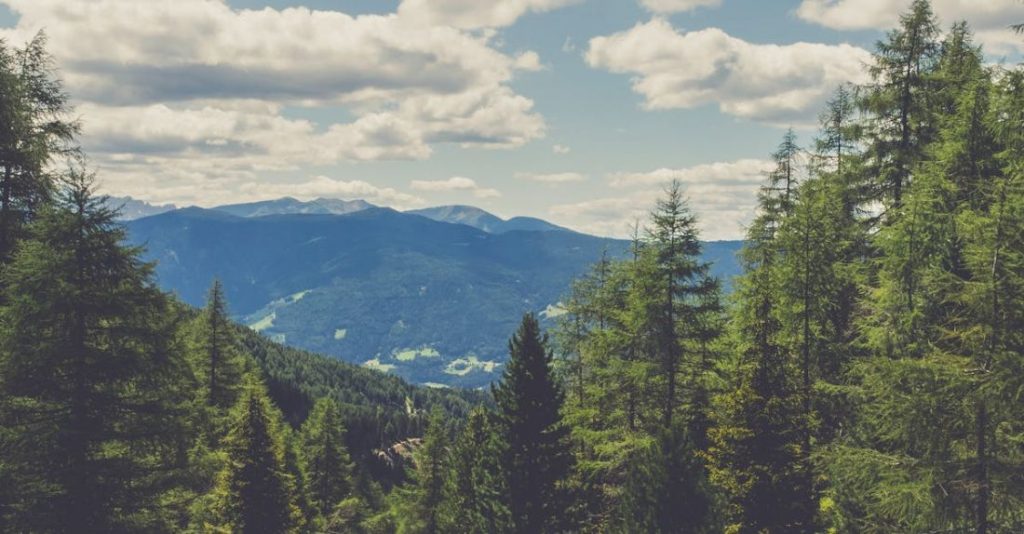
[2,1,1024,532]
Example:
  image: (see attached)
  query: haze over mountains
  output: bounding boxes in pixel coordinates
[121,196,742,387]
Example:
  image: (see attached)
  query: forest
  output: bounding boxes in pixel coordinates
[1,0,1023,532]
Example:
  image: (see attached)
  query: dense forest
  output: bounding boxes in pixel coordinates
[2,1,1024,532]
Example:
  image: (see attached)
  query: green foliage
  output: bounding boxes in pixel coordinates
[205,382,301,534]
[3,6,1024,534]
[438,407,511,534]
[191,280,248,411]
[300,397,355,526]
[618,425,717,534]
[391,408,449,534]
[0,32,79,264]
[493,313,573,534]
[708,139,817,533]
[0,172,190,532]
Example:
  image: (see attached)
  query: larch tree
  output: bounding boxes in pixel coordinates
[0,171,189,532]
[860,0,941,215]
[0,33,79,265]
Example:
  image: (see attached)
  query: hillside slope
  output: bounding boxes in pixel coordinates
[128,207,742,387]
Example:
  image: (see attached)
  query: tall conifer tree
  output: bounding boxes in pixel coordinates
[300,397,355,527]
[207,383,300,534]
[0,171,188,531]
[493,313,572,534]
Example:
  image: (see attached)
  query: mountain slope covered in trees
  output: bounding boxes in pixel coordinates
[3,3,1024,533]
[126,206,743,387]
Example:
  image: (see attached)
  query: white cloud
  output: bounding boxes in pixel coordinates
[608,158,768,187]
[585,19,871,124]
[410,177,502,198]
[0,0,549,199]
[639,0,721,15]
[796,0,1024,53]
[94,161,426,210]
[238,177,424,208]
[397,0,582,29]
[513,51,545,71]
[552,144,571,154]
[550,159,771,240]
[517,171,586,183]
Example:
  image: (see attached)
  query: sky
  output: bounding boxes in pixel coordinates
[0,0,1022,240]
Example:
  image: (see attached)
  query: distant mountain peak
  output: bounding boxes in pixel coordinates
[406,205,568,234]
[104,195,178,221]
[211,197,375,218]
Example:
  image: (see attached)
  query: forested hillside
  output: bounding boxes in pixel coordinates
[125,205,742,387]
[379,3,1024,532]
[2,2,1024,533]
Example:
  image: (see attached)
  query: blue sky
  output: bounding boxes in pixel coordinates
[1,0,1021,239]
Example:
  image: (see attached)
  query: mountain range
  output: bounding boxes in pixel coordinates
[122,197,743,387]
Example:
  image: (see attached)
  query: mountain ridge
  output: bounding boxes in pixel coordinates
[126,205,742,387]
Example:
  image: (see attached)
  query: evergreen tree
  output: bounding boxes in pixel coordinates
[0,32,79,264]
[300,397,355,527]
[439,407,511,534]
[709,138,816,534]
[191,279,246,412]
[618,425,716,534]
[493,313,573,534]
[860,0,941,214]
[395,408,449,534]
[0,171,189,532]
[206,382,300,534]
[646,179,720,433]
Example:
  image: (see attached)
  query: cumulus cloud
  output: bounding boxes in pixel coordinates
[608,158,768,187]
[0,0,552,201]
[585,19,871,124]
[639,0,721,15]
[797,0,1024,52]
[238,177,425,208]
[552,144,571,154]
[397,0,582,29]
[517,172,586,183]
[550,159,771,240]
[410,177,502,198]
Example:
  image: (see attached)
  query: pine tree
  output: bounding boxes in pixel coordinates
[821,29,1024,534]
[0,171,189,531]
[493,313,573,534]
[300,397,355,527]
[207,382,300,534]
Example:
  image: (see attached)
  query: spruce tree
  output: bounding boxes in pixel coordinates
[646,179,720,432]
[493,313,572,534]
[207,382,300,534]
[0,171,189,532]
[192,279,246,412]
[709,138,816,534]
[300,397,355,527]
